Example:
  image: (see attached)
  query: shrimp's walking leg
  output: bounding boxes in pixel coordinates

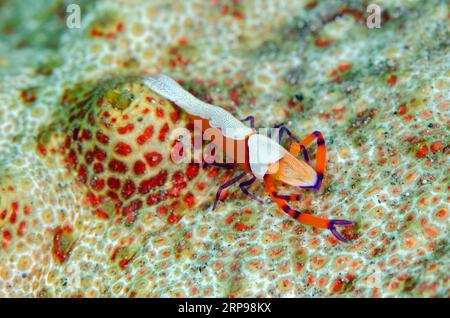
[241,116,255,128]
[239,176,263,203]
[263,174,352,243]
[289,131,326,191]
[272,123,310,165]
[204,162,236,169]
[212,172,247,210]
[272,123,298,143]
[273,192,302,202]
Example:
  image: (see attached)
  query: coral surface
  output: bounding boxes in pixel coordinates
[0,0,448,297]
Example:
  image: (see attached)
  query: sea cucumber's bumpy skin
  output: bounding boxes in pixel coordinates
[0,0,448,297]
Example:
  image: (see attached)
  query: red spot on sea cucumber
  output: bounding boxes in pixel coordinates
[81,129,92,140]
[158,123,169,141]
[234,223,247,231]
[106,190,120,203]
[93,146,107,161]
[146,192,166,206]
[134,160,146,175]
[17,221,26,236]
[117,123,134,135]
[2,230,12,249]
[93,162,104,173]
[66,149,77,168]
[136,125,154,145]
[85,191,103,207]
[114,142,132,156]
[64,136,71,148]
[0,206,9,221]
[9,202,18,224]
[157,205,168,215]
[144,152,163,167]
[122,199,143,224]
[77,165,88,183]
[94,209,109,220]
[168,212,181,224]
[90,178,105,191]
[183,192,195,208]
[108,159,128,173]
[207,166,220,178]
[169,171,187,197]
[107,177,121,190]
[155,108,165,118]
[85,150,94,164]
[139,170,168,194]
[121,179,136,199]
[96,130,110,144]
[170,110,180,123]
[172,171,186,185]
[186,163,200,179]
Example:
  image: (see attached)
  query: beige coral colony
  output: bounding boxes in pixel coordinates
[0,0,448,306]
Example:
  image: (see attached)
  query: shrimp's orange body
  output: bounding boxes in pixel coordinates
[144,74,353,242]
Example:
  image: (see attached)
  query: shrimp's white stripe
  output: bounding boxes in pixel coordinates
[248,134,286,179]
[143,74,253,140]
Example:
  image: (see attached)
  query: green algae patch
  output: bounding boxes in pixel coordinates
[104,88,132,111]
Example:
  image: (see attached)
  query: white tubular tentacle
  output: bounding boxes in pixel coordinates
[143,74,253,140]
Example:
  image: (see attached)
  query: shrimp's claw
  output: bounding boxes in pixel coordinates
[328,219,353,243]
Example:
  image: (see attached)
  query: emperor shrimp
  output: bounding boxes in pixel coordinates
[143,74,353,242]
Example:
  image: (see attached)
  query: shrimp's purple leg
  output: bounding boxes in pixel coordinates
[203,162,236,169]
[272,123,310,164]
[272,123,299,143]
[328,220,353,243]
[273,192,302,201]
[212,172,247,210]
[292,131,326,192]
[239,176,263,203]
[241,116,255,128]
